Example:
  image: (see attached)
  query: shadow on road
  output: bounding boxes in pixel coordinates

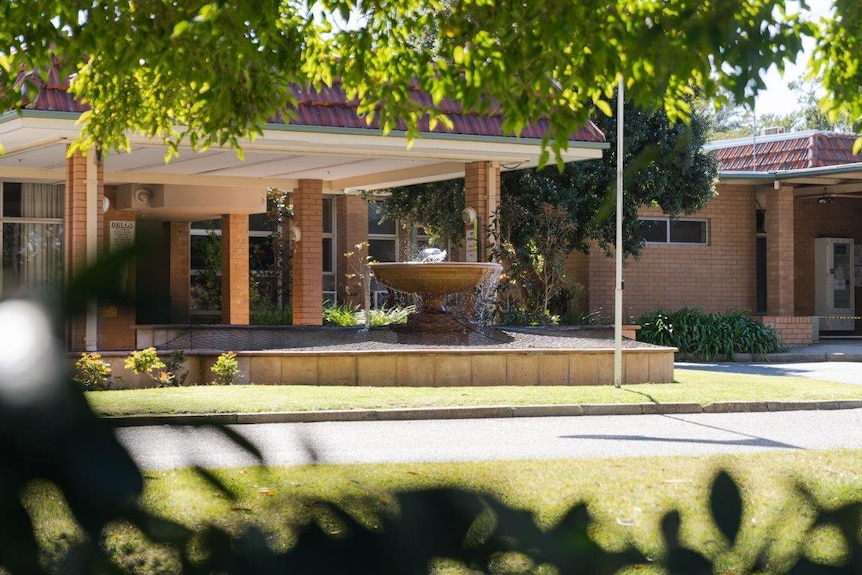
[560,413,801,449]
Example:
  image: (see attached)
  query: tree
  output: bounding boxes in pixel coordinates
[813,2,862,147]
[373,180,465,249]
[499,95,717,260]
[705,79,855,141]
[386,97,717,258]
[0,0,818,162]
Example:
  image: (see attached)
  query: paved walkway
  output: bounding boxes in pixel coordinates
[743,338,862,362]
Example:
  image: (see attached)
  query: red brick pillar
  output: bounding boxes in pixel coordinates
[221,214,249,324]
[336,194,369,307]
[765,186,795,316]
[65,148,104,351]
[292,179,324,325]
[464,161,501,262]
[170,222,191,323]
[98,189,137,350]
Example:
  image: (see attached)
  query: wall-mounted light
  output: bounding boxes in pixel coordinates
[289,225,301,242]
[461,207,477,225]
[102,196,111,214]
[133,187,152,205]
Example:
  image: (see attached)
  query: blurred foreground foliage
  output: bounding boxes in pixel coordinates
[1,254,860,574]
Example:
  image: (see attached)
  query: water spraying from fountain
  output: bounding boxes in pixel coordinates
[367,255,502,343]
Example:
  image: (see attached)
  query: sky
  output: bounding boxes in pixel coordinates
[753,0,834,115]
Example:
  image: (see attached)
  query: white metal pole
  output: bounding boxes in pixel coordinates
[85,149,99,351]
[614,77,624,388]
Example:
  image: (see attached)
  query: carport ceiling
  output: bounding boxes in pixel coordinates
[0,113,604,191]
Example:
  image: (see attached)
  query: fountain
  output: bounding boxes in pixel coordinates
[367,250,502,341]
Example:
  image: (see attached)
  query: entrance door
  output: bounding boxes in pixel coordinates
[815,237,856,332]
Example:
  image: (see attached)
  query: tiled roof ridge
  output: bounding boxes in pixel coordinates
[710,130,862,171]
[12,65,605,143]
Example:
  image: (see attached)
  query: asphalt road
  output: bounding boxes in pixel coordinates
[116,408,862,470]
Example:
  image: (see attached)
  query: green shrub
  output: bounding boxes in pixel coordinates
[325,303,417,326]
[251,301,292,325]
[496,305,560,326]
[124,347,171,386]
[123,347,189,387]
[323,304,360,326]
[73,352,112,390]
[211,351,240,385]
[359,304,417,326]
[638,308,785,360]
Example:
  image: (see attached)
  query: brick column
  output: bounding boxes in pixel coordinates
[98,188,137,350]
[65,148,104,351]
[292,179,324,325]
[221,214,249,324]
[169,222,191,323]
[765,185,795,316]
[336,194,369,307]
[465,161,501,262]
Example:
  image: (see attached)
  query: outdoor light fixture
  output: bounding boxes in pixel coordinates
[133,187,152,205]
[818,196,833,205]
[461,207,477,225]
[289,225,301,242]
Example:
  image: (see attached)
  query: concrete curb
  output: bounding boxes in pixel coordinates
[103,399,862,428]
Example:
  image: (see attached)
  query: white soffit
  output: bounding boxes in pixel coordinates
[0,114,603,190]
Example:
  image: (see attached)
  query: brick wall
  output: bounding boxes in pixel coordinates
[221,214,249,324]
[762,315,814,346]
[292,179,324,325]
[65,149,105,351]
[587,184,757,320]
[765,185,795,316]
[336,194,369,306]
[98,187,137,350]
[465,161,500,260]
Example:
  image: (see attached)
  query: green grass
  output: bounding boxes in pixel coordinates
[25,449,862,574]
[85,369,862,417]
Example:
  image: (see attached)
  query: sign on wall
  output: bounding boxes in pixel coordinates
[109,220,135,252]
[109,220,135,295]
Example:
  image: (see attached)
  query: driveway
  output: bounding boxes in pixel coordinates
[116,409,862,470]
[677,361,862,385]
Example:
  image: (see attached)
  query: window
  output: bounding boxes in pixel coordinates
[0,182,64,297]
[189,216,280,312]
[639,217,707,245]
[367,201,397,262]
[322,196,336,305]
[367,201,398,307]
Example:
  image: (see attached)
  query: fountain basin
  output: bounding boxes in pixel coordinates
[367,261,502,313]
[367,261,502,342]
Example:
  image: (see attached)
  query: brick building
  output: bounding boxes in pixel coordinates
[573,130,862,346]
[0,68,606,351]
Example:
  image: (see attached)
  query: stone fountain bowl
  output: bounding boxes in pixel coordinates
[367,261,502,298]
[368,261,503,337]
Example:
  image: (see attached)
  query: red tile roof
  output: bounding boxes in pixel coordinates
[710,131,862,171]
[15,69,605,143]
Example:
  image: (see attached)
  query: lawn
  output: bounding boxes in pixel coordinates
[26,449,862,574]
[85,368,862,417]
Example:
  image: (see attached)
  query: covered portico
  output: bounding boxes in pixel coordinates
[0,83,605,351]
[720,162,862,343]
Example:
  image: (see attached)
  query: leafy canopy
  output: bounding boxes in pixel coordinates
[383,95,717,259]
[0,0,816,161]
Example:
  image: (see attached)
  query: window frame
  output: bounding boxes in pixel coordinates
[639,217,708,245]
[0,182,65,297]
